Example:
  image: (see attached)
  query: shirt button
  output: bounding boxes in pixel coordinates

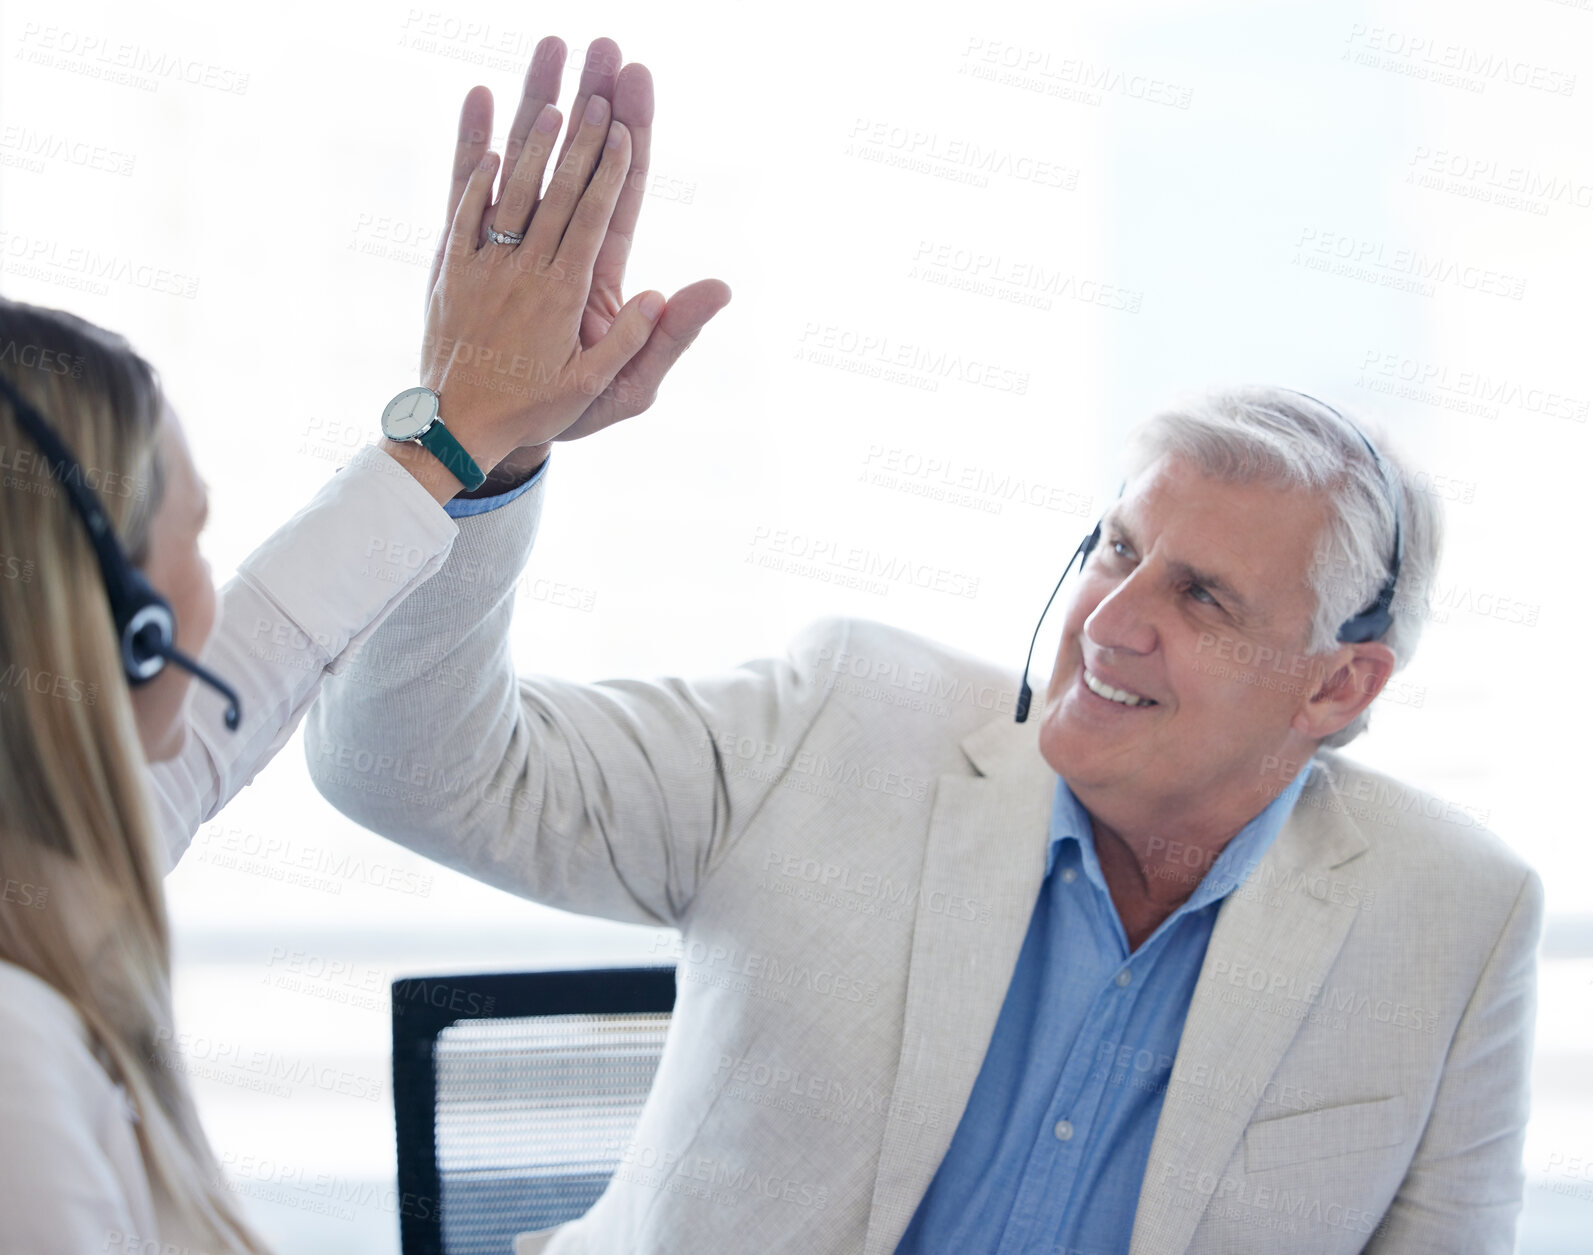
[1061,868,1078,884]
[1115,969,1133,987]
[1054,1119,1074,1141]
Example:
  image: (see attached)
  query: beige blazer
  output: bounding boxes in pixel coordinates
[304,460,1542,1255]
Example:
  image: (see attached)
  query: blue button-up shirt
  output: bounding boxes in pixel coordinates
[896,760,1315,1255]
[441,453,548,518]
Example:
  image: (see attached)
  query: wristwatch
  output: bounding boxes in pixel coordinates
[380,386,486,491]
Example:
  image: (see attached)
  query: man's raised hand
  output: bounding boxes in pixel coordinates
[424,35,729,459]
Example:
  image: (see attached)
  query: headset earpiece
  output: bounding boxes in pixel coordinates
[1283,391,1404,647]
[0,369,241,730]
[1334,592,1395,645]
[117,570,177,683]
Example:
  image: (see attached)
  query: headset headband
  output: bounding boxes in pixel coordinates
[0,367,240,729]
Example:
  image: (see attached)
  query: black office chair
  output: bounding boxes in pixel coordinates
[390,966,677,1255]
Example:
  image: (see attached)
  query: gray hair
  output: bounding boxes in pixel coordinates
[1121,385,1443,748]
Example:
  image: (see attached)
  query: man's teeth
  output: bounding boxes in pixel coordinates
[1084,669,1155,707]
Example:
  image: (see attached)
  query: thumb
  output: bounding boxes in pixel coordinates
[578,290,667,390]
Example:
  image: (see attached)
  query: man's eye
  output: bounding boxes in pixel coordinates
[1187,583,1218,606]
[1110,540,1131,558]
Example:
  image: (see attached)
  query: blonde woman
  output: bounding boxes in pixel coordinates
[0,37,729,1253]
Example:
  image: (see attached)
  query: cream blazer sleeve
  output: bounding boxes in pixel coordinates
[303,459,843,929]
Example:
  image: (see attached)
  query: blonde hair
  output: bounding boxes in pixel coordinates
[0,298,270,1253]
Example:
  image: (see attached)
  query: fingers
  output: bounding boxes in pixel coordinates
[578,289,667,389]
[629,279,732,381]
[582,62,654,308]
[605,63,654,251]
[490,103,562,240]
[445,152,501,265]
[562,281,731,439]
[602,280,732,414]
[426,86,493,307]
[445,88,493,234]
[554,119,634,286]
[522,94,619,265]
[499,37,566,190]
[555,38,622,169]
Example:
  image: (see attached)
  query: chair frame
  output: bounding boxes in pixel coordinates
[390,966,678,1255]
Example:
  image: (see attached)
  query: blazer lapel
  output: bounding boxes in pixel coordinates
[862,714,1055,1255]
[1127,762,1371,1255]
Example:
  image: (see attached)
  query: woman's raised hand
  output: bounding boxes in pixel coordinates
[415,80,662,480]
[415,37,730,496]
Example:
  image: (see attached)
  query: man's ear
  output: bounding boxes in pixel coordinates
[1291,642,1396,741]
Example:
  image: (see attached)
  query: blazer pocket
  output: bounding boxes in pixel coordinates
[1244,1094,1409,1174]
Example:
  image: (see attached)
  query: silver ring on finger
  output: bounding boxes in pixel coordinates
[487,226,525,246]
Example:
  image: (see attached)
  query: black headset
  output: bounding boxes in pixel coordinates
[1014,390,1403,723]
[0,370,241,731]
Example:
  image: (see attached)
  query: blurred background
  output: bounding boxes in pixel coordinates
[1,0,1588,1249]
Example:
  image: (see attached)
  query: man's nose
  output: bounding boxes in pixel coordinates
[1083,576,1158,656]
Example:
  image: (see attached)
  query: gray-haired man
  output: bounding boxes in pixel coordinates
[306,383,1538,1255]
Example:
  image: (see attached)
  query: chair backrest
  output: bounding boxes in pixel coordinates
[391,966,677,1255]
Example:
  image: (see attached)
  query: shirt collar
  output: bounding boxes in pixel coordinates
[1045,758,1316,917]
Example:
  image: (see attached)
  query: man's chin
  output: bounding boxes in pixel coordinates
[1037,696,1156,785]
[1036,704,1090,777]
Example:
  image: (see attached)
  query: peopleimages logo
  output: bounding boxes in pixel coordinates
[761,851,989,923]
[606,1137,832,1211]
[796,320,1031,395]
[0,877,48,910]
[0,336,84,376]
[0,663,98,706]
[149,1028,384,1101]
[845,117,1079,191]
[709,732,932,803]
[653,934,882,1007]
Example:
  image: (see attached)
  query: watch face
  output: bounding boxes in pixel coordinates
[382,386,439,441]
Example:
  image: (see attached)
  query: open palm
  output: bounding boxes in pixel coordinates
[424,36,730,446]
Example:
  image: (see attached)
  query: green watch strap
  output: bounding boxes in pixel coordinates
[418,418,486,491]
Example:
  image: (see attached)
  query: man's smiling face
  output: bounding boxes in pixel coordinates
[1037,454,1336,809]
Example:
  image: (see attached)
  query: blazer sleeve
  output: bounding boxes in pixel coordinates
[146,445,459,872]
[303,460,847,930]
[1364,865,1544,1254]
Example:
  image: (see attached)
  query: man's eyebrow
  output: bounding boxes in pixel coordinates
[1103,510,1257,618]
